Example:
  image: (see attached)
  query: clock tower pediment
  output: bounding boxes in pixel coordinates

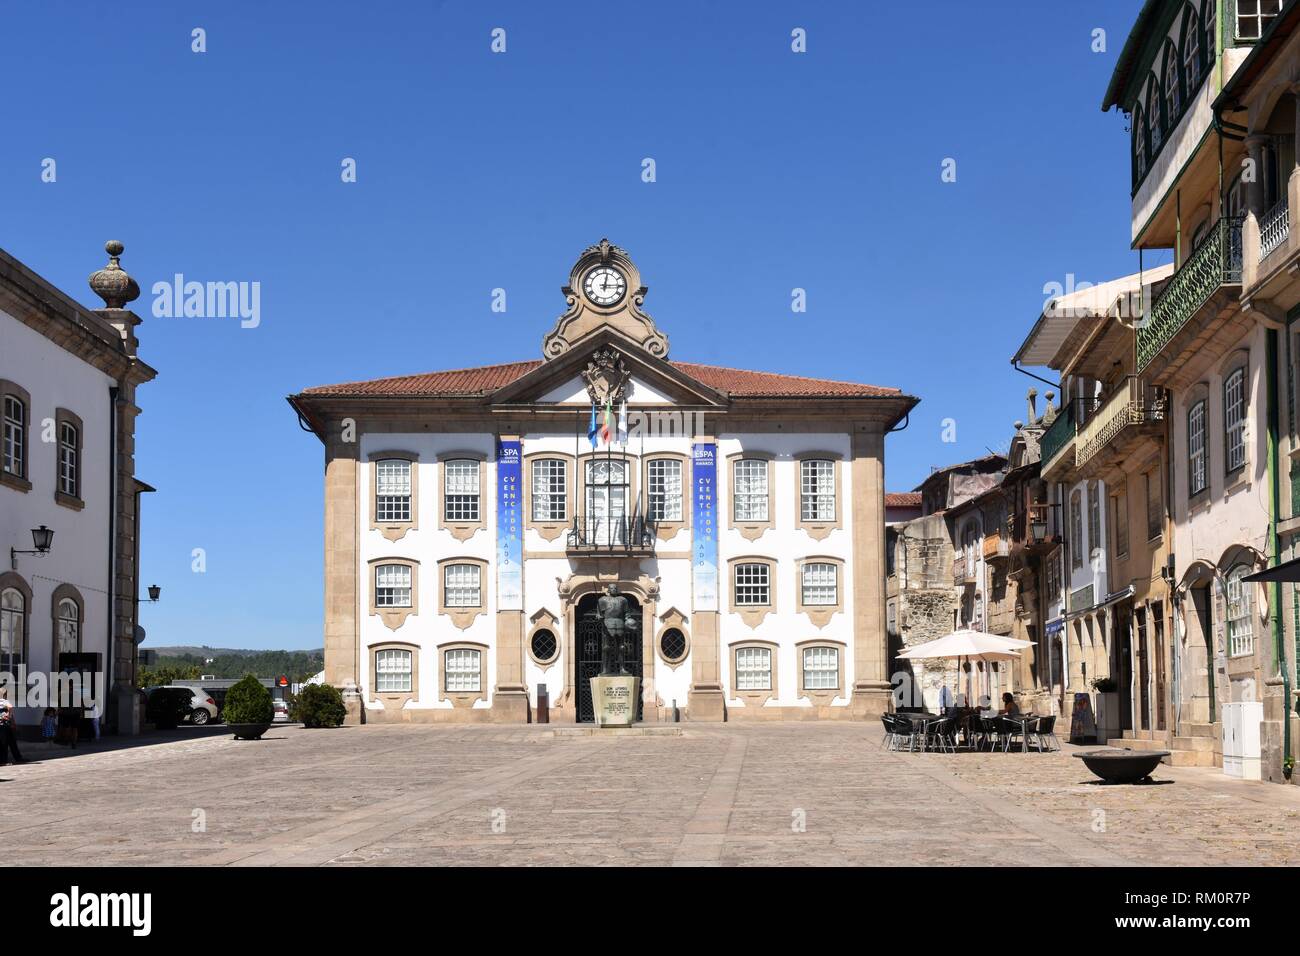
[541,239,669,361]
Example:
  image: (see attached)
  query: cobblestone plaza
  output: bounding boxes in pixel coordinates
[6,723,1300,867]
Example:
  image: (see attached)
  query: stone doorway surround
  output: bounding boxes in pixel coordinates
[554,567,661,724]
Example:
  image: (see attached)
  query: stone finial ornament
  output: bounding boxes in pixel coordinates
[88,240,140,309]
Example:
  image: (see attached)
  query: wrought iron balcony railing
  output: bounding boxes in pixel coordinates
[1039,403,1077,471]
[1074,376,1164,470]
[566,514,658,554]
[1137,215,1243,371]
[1261,198,1289,260]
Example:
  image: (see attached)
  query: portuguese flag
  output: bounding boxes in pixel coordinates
[599,398,614,444]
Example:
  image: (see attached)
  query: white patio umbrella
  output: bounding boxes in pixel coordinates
[897,630,1030,709]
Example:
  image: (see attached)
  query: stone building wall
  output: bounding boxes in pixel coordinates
[889,514,957,708]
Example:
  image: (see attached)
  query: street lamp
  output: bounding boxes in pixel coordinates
[129,585,161,604]
[10,525,54,570]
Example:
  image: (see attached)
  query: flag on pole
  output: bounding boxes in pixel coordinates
[587,402,599,449]
[617,400,628,446]
[599,398,614,444]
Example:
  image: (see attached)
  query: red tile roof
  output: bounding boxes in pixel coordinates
[884,492,922,507]
[299,359,904,399]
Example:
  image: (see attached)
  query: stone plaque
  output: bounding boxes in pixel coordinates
[590,675,640,728]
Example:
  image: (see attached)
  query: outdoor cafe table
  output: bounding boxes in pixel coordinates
[1002,714,1038,753]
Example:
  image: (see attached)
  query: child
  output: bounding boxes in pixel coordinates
[40,707,56,741]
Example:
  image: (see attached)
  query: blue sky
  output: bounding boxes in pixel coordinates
[0,0,1152,650]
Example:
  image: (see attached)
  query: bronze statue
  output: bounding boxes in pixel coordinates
[597,583,634,675]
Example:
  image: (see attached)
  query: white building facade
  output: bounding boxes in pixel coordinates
[0,242,155,735]
[291,241,916,723]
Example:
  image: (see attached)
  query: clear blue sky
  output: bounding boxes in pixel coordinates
[0,0,1153,650]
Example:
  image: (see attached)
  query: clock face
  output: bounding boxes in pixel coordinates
[583,266,626,306]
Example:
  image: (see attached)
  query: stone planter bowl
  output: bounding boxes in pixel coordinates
[1074,748,1169,783]
[228,722,272,741]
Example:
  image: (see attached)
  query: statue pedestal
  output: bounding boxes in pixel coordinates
[590,674,640,728]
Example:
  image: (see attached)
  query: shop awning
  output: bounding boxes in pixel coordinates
[1244,558,1300,583]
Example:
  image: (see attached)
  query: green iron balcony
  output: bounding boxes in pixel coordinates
[1038,402,1077,473]
[1136,216,1243,372]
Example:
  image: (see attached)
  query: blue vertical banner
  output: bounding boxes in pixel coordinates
[692,442,718,611]
[496,439,523,610]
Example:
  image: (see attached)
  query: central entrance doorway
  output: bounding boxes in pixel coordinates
[574,591,643,723]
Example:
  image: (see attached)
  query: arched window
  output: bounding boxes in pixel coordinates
[1225,565,1254,658]
[1147,79,1164,153]
[1188,400,1208,495]
[2,394,25,479]
[1204,0,1217,70]
[56,598,79,658]
[1183,7,1202,85]
[0,587,24,673]
[1134,104,1148,178]
[1164,44,1181,121]
[1224,366,1247,473]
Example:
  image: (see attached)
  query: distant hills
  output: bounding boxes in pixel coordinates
[138,646,324,684]
[147,645,324,658]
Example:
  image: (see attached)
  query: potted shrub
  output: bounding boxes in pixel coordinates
[223,674,274,740]
[1091,675,1121,745]
[290,683,347,728]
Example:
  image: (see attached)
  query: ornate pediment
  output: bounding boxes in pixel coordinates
[581,347,632,405]
[541,239,670,361]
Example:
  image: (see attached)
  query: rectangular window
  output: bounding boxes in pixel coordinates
[1226,570,1254,658]
[375,564,412,607]
[531,458,567,521]
[445,648,481,692]
[1237,0,1282,40]
[376,459,412,522]
[800,459,835,521]
[1087,483,1100,561]
[1188,401,1207,496]
[1070,491,1084,569]
[733,459,768,521]
[801,562,837,606]
[735,646,771,691]
[1112,490,1129,557]
[802,646,839,690]
[444,459,480,521]
[58,422,78,498]
[1146,469,1162,540]
[1224,368,1246,473]
[375,648,412,693]
[647,458,683,521]
[734,563,770,606]
[444,563,481,608]
[2,396,24,477]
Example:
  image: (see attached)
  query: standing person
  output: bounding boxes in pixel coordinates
[0,691,27,765]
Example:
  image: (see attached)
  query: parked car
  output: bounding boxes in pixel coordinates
[272,696,290,722]
[171,685,220,725]
[146,685,220,727]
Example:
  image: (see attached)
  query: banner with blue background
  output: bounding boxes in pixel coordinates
[496,439,522,610]
[692,442,718,611]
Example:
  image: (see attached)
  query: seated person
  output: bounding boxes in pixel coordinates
[999,692,1020,717]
